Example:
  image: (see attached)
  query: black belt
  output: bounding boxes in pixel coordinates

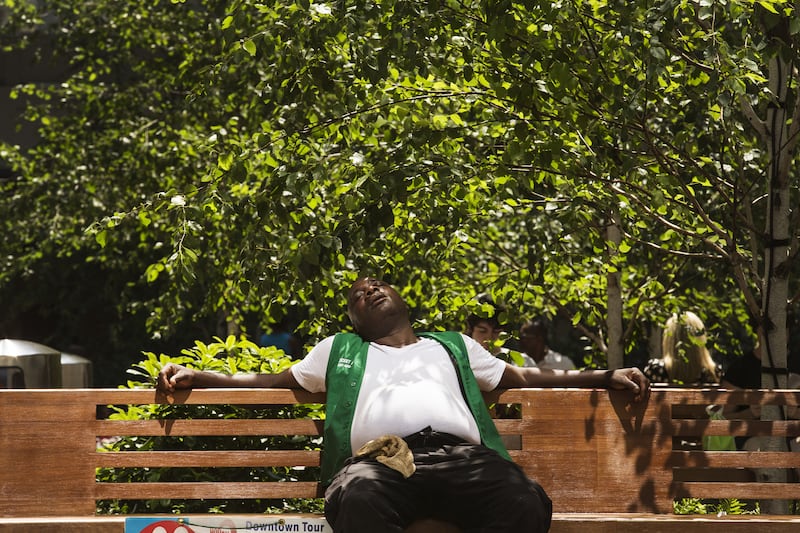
[403,426,467,449]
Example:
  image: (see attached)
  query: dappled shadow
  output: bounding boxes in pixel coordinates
[583,389,599,442]
[609,389,648,435]
[627,478,665,513]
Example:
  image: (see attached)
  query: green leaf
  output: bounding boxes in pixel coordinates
[242,39,256,56]
[95,229,107,248]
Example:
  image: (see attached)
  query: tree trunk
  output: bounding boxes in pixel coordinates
[757,52,794,516]
[606,207,624,369]
[217,309,242,339]
[760,53,792,390]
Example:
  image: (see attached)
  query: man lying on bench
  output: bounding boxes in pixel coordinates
[158,277,650,533]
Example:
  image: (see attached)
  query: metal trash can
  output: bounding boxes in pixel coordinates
[0,366,25,388]
[60,352,93,388]
[0,338,62,388]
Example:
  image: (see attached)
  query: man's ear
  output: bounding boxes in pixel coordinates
[347,310,360,333]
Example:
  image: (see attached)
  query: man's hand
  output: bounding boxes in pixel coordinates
[606,367,650,402]
[156,362,196,393]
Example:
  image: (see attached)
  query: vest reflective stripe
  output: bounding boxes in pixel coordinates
[320,331,511,487]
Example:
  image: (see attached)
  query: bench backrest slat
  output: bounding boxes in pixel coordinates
[674,450,798,469]
[95,481,322,500]
[95,450,321,468]
[675,482,800,500]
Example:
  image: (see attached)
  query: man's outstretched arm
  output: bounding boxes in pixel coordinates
[156,362,302,393]
[498,365,650,402]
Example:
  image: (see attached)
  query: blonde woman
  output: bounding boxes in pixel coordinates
[644,311,722,385]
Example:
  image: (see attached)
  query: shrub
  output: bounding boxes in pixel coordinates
[96,336,324,514]
[674,497,758,516]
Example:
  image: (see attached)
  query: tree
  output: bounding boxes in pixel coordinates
[2,0,797,394]
[0,0,238,382]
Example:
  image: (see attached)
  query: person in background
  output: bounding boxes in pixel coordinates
[258,317,302,359]
[158,277,650,533]
[644,311,721,385]
[465,296,531,427]
[465,295,528,367]
[644,312,723,452]
[518,317,576,370]
[464,294,506,355]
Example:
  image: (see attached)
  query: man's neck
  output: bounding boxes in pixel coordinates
[528,349,546,363]
[367,326,419,348]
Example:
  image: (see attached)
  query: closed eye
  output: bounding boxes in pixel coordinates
[350,290,365,303]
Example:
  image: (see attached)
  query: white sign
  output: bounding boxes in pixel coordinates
[125,516,332,533]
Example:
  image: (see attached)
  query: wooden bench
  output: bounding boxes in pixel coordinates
[1,386,799,532]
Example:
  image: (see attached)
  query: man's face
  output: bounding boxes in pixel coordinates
[470,320,502,352]
[519,327,545,360]
[347,277,407,335]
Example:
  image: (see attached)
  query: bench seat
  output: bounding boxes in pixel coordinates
[2,513,800,532]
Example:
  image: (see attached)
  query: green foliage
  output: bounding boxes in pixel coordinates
[97,336,324,514]
[2,0,799,383]
[674,497,759,516]
[125,335,297,387]
[674,498,709,515]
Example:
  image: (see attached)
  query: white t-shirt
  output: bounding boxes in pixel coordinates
[290,334,507,451]
[522,348,576,370]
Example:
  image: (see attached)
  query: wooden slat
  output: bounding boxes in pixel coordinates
[23,386,795,406]
[657,387,800,406]
[674,482,800,500]
[550,513,800,533]
[672,467,755,483]
[2,513,800,533]
[88,387,326,405]
[671,450,800,469]
[0,391,97,516]
[0,516,126,533]
[94,450,320,468]
[94,418,323,436]
[94,481,321,500]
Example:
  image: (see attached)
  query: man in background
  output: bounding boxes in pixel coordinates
[519,317,576,370]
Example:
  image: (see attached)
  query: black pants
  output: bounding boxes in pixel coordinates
[324,431,552,533]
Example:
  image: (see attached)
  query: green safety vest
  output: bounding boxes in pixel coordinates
[320,331,511,486]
